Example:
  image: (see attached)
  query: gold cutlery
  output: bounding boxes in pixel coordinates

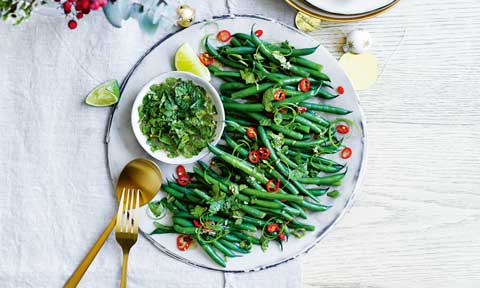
[115,188,140,288]
[64,158,162,288]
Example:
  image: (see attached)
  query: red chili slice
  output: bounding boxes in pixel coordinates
[246,127,257,139]
[336,124,349,134]
[193,219,201,227]
[177,175,191,186]
[177,235,192,251]
[217,30,232,42]
[198,52,214,66]
[341,147,352,159]
[257,147,270,160]
[255,29,263,37]
[248,150,260,164]
[176,165,187,177]
[299,78,311,92]
[337,86,345,94]
[279,108,287,113]
[266,179,280,193]
[279,233,286,241]
[273,89,286,101]
[297,106,307,113]
[267,223,280,233]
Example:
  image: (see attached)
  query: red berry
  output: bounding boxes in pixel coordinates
[98,0,107,6]
[337,86,345,94]
[68,0,76,2]
[63,2,72,14]
[90,1,100,10]
[76,12,83,19]
[68,20,77,29]
[279,233,286,241]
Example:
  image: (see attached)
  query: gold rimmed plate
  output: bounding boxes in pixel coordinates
[285,0,401,22]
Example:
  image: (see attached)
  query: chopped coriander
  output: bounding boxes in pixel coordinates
[138,77,217,158]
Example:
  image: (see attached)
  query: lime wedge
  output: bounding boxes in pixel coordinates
[175,43,211,81]
[85,79,120,107]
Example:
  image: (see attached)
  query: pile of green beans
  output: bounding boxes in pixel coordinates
[150,28,354,267]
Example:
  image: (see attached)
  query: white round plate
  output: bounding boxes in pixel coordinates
[106,15,367,272]
[304,0,395,15]
[131,71,225,165]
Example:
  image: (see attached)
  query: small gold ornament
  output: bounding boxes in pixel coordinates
[176,4,196,28]
[295,12,321,33]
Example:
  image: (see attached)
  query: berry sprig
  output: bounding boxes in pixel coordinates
[55,0,107,29]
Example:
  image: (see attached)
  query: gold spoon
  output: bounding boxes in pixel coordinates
[64,158,162,288]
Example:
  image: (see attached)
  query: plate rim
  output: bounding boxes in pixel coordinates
[285,0,401,22]
[105,14,368,273]
[303,0,397,16]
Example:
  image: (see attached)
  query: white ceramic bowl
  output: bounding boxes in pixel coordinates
[131,71,225,165]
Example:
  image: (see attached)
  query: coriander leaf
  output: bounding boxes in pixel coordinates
[191,205,207,218]
[240,69,257,84]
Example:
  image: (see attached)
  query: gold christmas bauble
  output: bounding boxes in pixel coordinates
[177,4,196,28]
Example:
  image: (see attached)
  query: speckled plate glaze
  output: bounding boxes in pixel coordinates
[106,14,367,273]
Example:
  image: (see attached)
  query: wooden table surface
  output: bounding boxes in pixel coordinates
[299,1,480,287]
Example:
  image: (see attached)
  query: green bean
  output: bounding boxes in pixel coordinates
[291,64,329,81]
[240,187,303,203]
[288,221,315,231]
[284,137,329,148]
[218,239,250,254]
[162,186,184,199]
[232,223,258,232]
[214,70,241,78]
[192,188,211,201]
[290,202,307,219]
[208,65,237,82]
[301,111,330,127]
[225,120,247,134]
[208,144,270,184]
[277,151,299,169]
[225,46,257,54]
[272,87,318,106]
[250,198,284,209]
[205,38,246,69]
[301,102,352,115]
[220,82,249,92]
[174,200,188,212]
[234,33,319,56]
[150,223,174,235]
[288,64,310,77]
[290,57,323,71]
[310,161,344,174]
[294,115,324,134]
[293,123,311,134]
[161,198,178,213]
[199,241,227,267]
[300,200,331,212]
[231,231,261,245]
[224,233,241,242]
[257,207,295,221]
[230,37,243,47]
[238,204,267,218]
[242,216,267,227]
[246,112,304,140]
[308,188,329,196]
[212,240,239,258]
[223,101,264,112]
[225,116,255,127]
[231,83,275,99]
[172,217,194,227]
[298,171,346,185]
[173,224,196,235]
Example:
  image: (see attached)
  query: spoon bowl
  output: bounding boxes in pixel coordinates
[116,158,162,206]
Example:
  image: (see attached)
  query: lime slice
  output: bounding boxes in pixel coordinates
[175,43,211,81]
[85,79,120,107]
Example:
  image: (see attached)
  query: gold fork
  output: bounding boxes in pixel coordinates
[115,188,140,288]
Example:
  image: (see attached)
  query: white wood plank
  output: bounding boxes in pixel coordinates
[300,0,480,287]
